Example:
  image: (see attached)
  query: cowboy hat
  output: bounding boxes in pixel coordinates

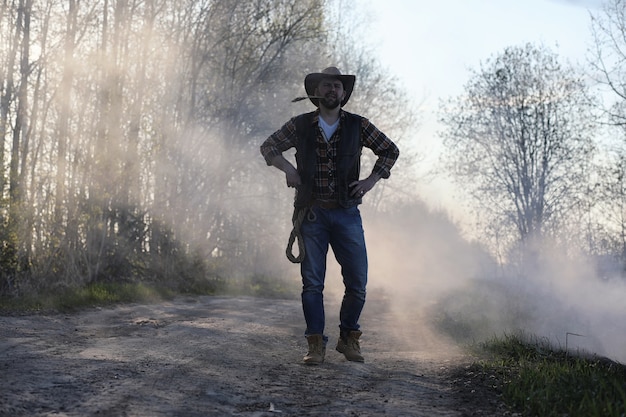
[304,67,356,107]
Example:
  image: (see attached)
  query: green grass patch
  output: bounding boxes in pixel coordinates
[0,275,297,314]
[0,282,177,314]
[475,334,626,417]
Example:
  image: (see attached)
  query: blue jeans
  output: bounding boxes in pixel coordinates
[300,205,368,338]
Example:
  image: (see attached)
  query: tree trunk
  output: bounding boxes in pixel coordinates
[0,3,23,203]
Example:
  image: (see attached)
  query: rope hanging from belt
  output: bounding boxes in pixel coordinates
[286,206,316,263]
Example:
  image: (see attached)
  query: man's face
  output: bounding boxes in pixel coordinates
[316,78,345,110]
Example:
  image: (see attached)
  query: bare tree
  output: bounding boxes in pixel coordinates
[0,0,32,285]
[0,1,22,201]
[0,0,421,296]
[440,43,596,254]
[151,0,326,267]
[589,0,626,128]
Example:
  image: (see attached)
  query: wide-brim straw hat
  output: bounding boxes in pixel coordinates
[304,67,356,107]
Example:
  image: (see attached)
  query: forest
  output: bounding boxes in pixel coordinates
[1,0,626,301]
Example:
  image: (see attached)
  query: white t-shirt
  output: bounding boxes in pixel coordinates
[319,117,339,141]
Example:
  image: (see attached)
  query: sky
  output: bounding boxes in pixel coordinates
[364,0,606,213]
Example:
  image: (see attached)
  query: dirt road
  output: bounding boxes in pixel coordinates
[0,295,500,416]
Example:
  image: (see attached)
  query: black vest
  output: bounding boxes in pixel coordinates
[293,111,362,208]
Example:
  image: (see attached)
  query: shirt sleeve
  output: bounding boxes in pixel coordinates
[361,117,400,179]
[260,117,298,166]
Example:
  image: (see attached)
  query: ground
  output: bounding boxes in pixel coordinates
[0,295,510,416]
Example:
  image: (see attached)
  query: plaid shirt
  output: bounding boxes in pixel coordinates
[261,110,399,200]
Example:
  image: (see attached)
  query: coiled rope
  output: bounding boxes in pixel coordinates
[286,206,316,263]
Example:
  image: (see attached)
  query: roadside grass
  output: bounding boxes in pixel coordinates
[0,282,179,313]
[0,275,299,314]
[473,334,626,417]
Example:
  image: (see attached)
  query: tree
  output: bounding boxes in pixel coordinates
[589,0,626,128]
[440,43,596,255]
[0,0,421,296]
[588,0,626,273]
[0,0,33,284]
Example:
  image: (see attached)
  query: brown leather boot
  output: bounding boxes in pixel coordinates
[336,330,364,362]
[303,334,325,365]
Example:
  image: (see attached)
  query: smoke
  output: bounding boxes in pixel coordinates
[319,199,626,364]
[150,92,624,363]
[511,244,626,362]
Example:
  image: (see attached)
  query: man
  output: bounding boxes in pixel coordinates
[260,67,399,365]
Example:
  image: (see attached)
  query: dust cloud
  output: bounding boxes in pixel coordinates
[152,118,625,364]
[316,200,626,364]
[148,84,624,365]
[508,244,626,363]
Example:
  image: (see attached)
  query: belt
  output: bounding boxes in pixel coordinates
[311,199,341,209]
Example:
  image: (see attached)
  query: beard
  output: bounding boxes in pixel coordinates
[320,94,341,109]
